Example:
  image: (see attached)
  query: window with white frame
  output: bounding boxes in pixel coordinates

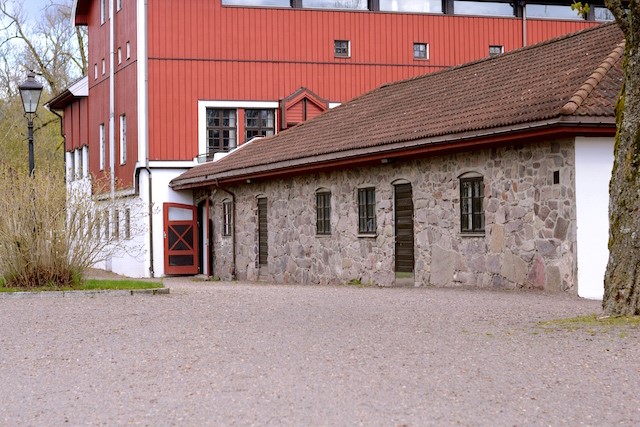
[75,149,83,179]
[125,208,131,239]
[82,146,89,177]
[118,47,122,64]
[126,42,131,59]
[100,0,106,24]
[334,40,350,58]
[67,151,75,181]
[245,109,275,141]
[117,0,122,11]
[206,109,237,155]
[489,45,504,57]
[198,101,279,162]
[103,210,110,240]
[119,114,126,164]
[99,123,105,170]
[113,210,120,240]
[413,43,429,60]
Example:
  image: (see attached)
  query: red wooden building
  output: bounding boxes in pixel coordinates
[50,0,609,277]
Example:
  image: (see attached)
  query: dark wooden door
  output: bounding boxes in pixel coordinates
[258,198,268,265]
[164,203,199,275]
[394,183,414,273]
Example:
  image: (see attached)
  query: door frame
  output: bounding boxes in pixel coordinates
[163,203,199,275]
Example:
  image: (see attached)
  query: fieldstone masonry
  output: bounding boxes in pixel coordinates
[205,138,577,292]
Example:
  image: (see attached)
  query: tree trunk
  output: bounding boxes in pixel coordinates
[603,29,640,315]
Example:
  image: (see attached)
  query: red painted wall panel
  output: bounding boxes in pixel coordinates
[145,2,598,161]
[85,0,138,187]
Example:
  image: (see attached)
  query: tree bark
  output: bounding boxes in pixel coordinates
[603,1,640,315]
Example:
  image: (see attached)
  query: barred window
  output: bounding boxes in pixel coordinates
[316,191,331,235]
[358,187,376,234]
[460,177,484,233]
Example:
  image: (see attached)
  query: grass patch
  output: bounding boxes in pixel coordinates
[0,278,162,293]
[537,314,640,335]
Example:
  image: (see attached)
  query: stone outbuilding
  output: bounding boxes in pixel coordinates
[171,23,624,299]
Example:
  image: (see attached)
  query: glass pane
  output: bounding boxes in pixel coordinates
[454,1,514,16]
[304,0,367,9]
[380,0,442,13]
[527,4,584,20]
[593,7,614,21]
[168,207,193,221]
[222,0,291,5]
[169,255,194,266]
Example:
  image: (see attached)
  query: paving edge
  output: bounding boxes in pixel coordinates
[0,288,169,299]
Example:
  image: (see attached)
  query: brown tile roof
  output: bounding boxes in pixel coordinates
[172,23,624,189]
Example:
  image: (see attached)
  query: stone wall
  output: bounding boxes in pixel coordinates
[206,139,577,292]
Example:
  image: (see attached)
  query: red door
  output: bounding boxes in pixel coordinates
[164,203,198,275]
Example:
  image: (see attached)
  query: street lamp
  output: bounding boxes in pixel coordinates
[18,72,44,176]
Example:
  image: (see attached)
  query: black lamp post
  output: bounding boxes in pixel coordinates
[18,72,44,176]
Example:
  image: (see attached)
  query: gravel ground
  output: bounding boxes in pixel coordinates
[0,279,638,426]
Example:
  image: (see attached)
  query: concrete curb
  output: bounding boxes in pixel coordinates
[0,288,169,299]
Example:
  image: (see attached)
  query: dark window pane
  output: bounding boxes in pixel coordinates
[460,177,484,233]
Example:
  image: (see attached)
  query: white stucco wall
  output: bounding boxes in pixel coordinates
[148,168,194,277]
[574,137,614,300]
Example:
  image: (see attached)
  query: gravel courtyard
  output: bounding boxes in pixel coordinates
[1,280,638,426]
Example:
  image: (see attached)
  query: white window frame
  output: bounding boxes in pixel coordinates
[334,40,351,58]
[100,0,106,24]
[197,101,278,162]
[82,146,89,177]
[119,114,126,165]
[99,123,105,171]
[413,42,429,60]
[126,42,131,59]
[117,0,122,11]
[118,47,122,64]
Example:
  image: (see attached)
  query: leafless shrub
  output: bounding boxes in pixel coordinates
[0,165,145,288]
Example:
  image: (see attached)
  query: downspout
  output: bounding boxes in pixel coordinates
[109,0,116,203]
[522,1,527,47]
[216,181,237,280]
[47,107,66,169]
[137,0,153,277]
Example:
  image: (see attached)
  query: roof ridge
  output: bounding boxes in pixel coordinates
[560,40,625,115]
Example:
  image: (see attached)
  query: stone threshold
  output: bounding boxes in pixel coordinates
[0,288,169,299]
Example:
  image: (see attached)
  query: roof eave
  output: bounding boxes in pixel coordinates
[171,117,615,190]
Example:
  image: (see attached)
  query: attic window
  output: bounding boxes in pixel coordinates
[413,43,429,60]
[489,45,504,57]
[334,40,350,58]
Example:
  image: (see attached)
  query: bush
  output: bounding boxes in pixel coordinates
[0,166,142,289]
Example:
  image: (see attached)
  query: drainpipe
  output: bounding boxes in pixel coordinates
[147,167,154,277]
[216,181,237,280]
[109,0,116,203]
[522,1,527,47]
[133,165,154,278]
[47,107,66,172]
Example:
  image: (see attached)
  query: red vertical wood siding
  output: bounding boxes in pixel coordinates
[85,0,138,188]
[145,2,598,161]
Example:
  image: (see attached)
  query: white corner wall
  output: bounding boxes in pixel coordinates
[574,137,614,300]
[149,168,194,277]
